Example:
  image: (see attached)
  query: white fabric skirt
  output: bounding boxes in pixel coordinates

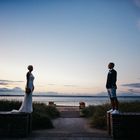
[11,93,32,113]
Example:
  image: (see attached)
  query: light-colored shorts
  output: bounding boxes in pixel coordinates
[107,88,117,99]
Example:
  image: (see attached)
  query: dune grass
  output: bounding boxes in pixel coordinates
[82,101,140,129]
[0,100,60,130]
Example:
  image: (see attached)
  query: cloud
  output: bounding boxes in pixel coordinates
[0,82,8,85]
[63,84,78,87]
[127,88,140,93]
[47,84,78,87]
[0,80,23,83]
[127,88,140,94]
[47,84,56,86]
[121,83,140,88]
[0,80,23,86]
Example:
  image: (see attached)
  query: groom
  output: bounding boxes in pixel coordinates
[106,62,119,114]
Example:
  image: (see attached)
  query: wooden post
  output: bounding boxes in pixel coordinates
[79,102,85,117]
[106,112,111,135]
[48,101,56,107]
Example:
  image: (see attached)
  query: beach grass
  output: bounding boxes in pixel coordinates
[82,101,140,129]
[0,100,60,130]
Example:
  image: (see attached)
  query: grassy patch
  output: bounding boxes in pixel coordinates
[82,101,140,129]
[0,100,21,111]
[0,100,60,130]
[32,102,60,130]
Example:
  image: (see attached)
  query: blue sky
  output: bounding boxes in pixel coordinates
[0,0,140,95]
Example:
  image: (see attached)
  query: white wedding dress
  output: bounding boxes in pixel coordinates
[11,73,34,113]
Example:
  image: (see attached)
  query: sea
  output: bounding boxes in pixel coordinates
[0,94,140,106]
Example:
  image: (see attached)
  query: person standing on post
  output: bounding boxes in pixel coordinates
[106,62,119,114]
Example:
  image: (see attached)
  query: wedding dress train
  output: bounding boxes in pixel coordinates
[11,72,34,113]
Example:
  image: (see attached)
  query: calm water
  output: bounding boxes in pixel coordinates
[0,95,140,106]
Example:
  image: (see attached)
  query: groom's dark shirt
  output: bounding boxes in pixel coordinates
[106,69,117,89]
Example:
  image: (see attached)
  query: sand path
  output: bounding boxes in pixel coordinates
[1,106,112,140]
[28,106,112,140]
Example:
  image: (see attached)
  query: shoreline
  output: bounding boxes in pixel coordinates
[0,94,140,98]
[0,96,140,107]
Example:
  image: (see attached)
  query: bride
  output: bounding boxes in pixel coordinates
[12,65,34,113]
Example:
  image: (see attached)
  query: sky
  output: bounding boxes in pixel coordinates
[0,0,140,95]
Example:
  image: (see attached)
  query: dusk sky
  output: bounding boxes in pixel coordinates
[0,0,140,95]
